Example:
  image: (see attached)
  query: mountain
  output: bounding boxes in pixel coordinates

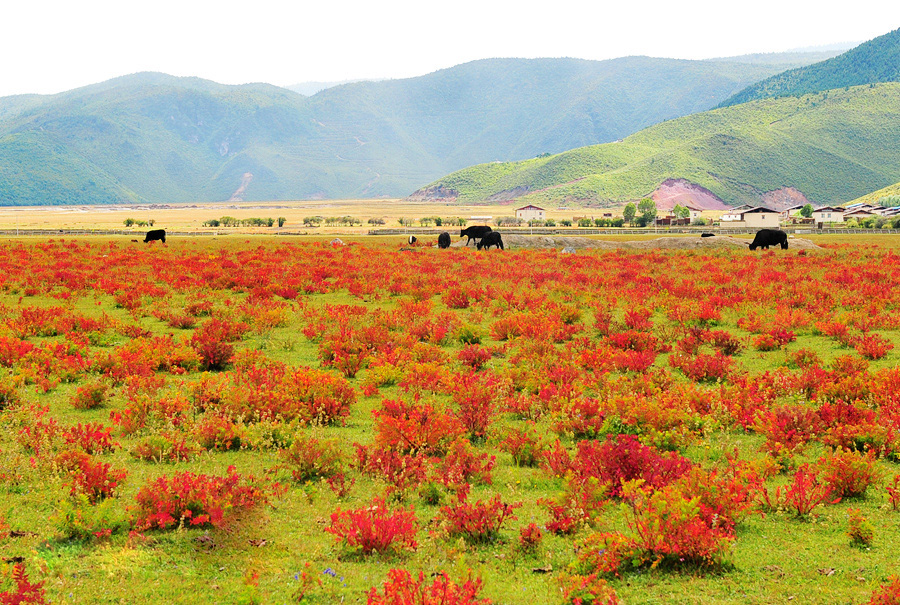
[286,79,383,96]
[849,181,900,207]
[412,84,900,208]
[0,54,835,205]
[720,28,900,107]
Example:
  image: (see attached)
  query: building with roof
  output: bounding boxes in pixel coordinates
[515,205,545,222]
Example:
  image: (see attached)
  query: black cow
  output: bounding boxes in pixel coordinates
[437,232,451,249]
[477,232,504,250]
[460,225,492,246]
[701,233,715,238]
[408,235,417,245]
[144,229,166,244]
[748,229,788,250]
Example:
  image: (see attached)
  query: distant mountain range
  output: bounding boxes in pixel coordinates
[414,84,900,209]
[720,27,900,106]
[0,51,839,205]
[418,29,900,208]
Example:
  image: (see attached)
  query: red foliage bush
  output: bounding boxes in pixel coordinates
[570,436,693,498]
[133,466,270,530]
[61,422,117,454]
[668,351,734,382]
[373,399,463,455]
[499,424,544,467]
[279,435,345,481]
[69,378,109,410]
[435,493,521,543]
[62,455,127,503]
[855,333,895,360]
[862,576,900,605]
[325,497,418,555]
[817,450,883,499]
[365,569,491,605]
[354,444,431,494]
[0,563,47,605]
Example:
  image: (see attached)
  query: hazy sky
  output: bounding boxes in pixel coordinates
[2,0,897,97]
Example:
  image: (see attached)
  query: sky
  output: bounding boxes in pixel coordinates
[1,0,897,98]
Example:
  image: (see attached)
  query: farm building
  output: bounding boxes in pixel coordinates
[734,206,781,229]
[811,206,844,223]
[515,205,545,221]
[844,209,878,222]
[781,204,807,219]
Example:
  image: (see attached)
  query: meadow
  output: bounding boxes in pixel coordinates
[2,234,900,604]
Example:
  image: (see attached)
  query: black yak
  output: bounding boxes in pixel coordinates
[749,229,788,250]
[701,233,715,238]
[477,232,504,250]
[460,225,492,246]
[437,232,451,249]
[144,229,166,244]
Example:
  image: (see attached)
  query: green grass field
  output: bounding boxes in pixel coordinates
[1,235,900,604]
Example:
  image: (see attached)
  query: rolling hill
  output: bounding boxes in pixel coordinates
[850,181,900,207]
[412,83,900,208]
[720,27,900,107]
[0,53,833,205]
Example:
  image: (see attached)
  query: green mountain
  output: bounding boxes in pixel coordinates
[0,54,829,205]
[720,28,900,107]
[413,84,900,207]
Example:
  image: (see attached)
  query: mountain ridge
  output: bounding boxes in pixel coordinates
[0,53,834,205]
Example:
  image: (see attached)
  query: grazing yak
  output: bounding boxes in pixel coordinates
[437,232,451,249]
[408,235,417,245]
[144,229,166,244]
[460,225,492,246]
[701,233,715,238]
[477,232,504,250]
[749,229,788,250]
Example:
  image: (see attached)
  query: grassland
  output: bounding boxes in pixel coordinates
[419,83,900,207]
[2,235,900,605]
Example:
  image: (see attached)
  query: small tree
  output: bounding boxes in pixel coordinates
[123,218,135,227]
[638,198,658,226]
[578,218,592,227]
[277,217,287,227]
[800,204,813,218]
[623,202,637,225]
[560,219,572,227]
[673,204,690,220]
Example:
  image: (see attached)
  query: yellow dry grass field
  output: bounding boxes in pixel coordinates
[0,200,589,233]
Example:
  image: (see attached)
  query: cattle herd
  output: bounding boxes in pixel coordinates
[142,227,789,252]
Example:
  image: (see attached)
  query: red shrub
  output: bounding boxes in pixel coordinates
[753,404,819,460]
[374,399,463,455]
[457,345,493,370]
[366,570,491,605]
[499,424,544,467]
[862,576,900,605]
[817,450,883,499]
[355,444,431,494]
[133,466,270,530]
[558,572,620,605]
[888,475,900,512]
[618,480,734,569]
[432,439,495,490]
[279,435,345,481]
[855,333,894,360]
[518,523,543,552]
[435,493,521,543]
[63,455,127,503]
[193,414,246,451]
[61,422,117,454]
[130,432,199,463]
[69,378,109,410]
[0,564,47,605]
[325,497,418,555]
[570,436,693,498]
[783,464,838,517]
[668,351,734,383]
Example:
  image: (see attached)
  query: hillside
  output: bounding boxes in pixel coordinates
[0,54,828,205]
[412,84,900,208]
[850,181,900,207]
[720,28,900,107]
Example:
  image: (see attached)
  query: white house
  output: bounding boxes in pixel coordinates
[811,206,844,223]
[735,206,781,228]
[515,205,546,222]
[721,204,756,222]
